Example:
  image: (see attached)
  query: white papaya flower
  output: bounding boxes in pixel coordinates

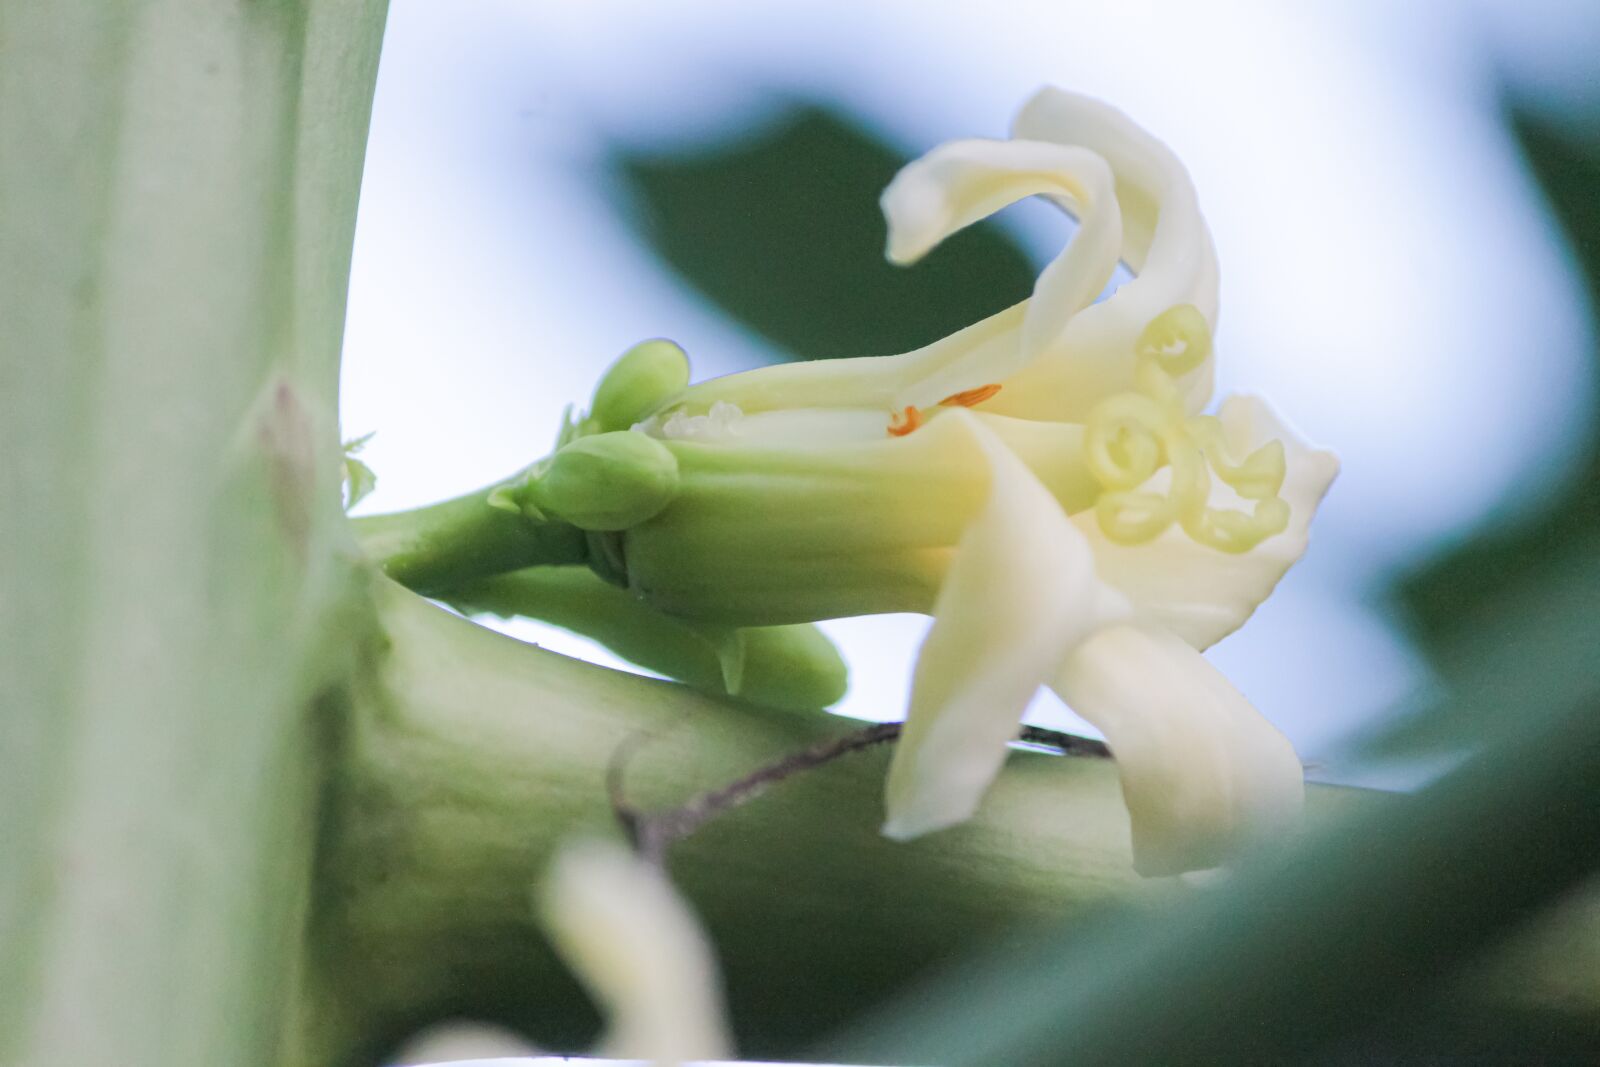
[514,88,1337,874]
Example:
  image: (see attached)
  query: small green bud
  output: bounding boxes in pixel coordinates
[533,431,679,531]
[446,566,849,710]
[589,339,691,433]
[731,624,850,709]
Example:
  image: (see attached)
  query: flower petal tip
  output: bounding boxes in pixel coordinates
[882,778,984,843]
[879,817,919,842]
[880,809,953,843]
[884,229,933,268]
[540,839,733,1064]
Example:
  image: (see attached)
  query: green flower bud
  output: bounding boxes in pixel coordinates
[533,431,680,531]
[447,566,849,710]
[589,339,691,433]
[729,624,850,709]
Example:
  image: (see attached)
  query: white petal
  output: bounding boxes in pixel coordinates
[992,88,1222,419]
[539,840,732,1065]
[1052,623,1305,876]
[883,412,1123,839]
[880,137,1124,407]
[658,303,1025,422]
[660,137,1124,424]
[1075,394,1340,649]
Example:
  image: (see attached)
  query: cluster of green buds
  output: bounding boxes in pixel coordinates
[471,339,850,711]
[492,339,689,533]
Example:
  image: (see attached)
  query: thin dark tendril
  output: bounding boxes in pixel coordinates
[610,720,1110,865]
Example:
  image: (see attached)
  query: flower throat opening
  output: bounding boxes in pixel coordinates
[1085,305,1289,553]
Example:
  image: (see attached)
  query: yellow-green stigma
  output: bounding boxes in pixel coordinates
[1085,305,1289,553]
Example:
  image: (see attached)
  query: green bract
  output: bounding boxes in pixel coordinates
[532,431,681,532]
[588,339,692,434]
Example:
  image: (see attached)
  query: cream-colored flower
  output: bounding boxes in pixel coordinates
[539,839,733,1065]
[520,88,1338,875]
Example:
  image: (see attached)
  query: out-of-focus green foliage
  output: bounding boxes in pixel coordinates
[1397,109,1600,636]
[609,104,1036,362]
[1375,105,1600,756]
[828,554,1600,1065]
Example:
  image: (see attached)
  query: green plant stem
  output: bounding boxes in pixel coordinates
[309,580,1363,1061]
[354,485,588,595]
[2,2,389,1064]
[313,581,1600,1062]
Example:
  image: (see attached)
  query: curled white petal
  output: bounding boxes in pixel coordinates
[996,87,1221,418]
[880,137,1123,406]
[539,839,732,1065]
[1052,623,1305,876]
[649,89,1218,430]
[1075,394,1340,649]
[883,412,1123,839]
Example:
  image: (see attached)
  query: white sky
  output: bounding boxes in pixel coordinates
[342,0,1597,781]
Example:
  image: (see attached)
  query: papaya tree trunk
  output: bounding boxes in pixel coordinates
[2,2,388,1063]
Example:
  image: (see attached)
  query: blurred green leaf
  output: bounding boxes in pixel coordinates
[608,104,1036,361]
[1368,105,1600,757]
[827,636,1600,1065]
[1394,109,1600,638]
[1374,538,1600,757]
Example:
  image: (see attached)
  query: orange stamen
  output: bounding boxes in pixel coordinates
[887,405,923,437]
[938,383,1003,408]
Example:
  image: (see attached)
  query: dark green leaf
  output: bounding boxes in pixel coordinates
[1393,108,1600,642]
[1367,103,1600,757]
[607,104,1037,362]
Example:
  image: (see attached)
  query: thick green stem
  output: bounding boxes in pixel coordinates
[2,3,387,1064]
[354,484,588,594]
[311,580,1335,1059]
[315,582,1600,1062]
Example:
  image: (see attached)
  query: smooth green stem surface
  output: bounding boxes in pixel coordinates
[315,581,1363,1061]
[315,582,1600,1062]
[2,2,388,1064]
[354,484,588,595]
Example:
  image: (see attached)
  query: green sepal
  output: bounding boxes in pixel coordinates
[342,433,378,511]
[532,431,680,532]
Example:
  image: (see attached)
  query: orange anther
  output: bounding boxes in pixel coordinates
[887,405,923,437]
[938,383,1003,408]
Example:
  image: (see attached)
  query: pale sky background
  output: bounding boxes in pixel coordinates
[342,0,1600,812]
